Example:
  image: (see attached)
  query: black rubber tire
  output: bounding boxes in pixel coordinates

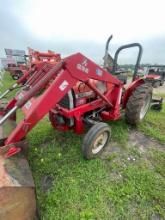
[125,83,152,125]
[160,78,164,86]
[152,80,160,88]
[82,122,111,160]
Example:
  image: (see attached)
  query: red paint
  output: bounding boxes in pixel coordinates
[122,78,145,108]
[146,74,161,80]
[0,52,146,157]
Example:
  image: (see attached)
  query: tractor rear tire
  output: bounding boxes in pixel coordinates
[160,78,164,86]
[152,80,160,88]
[125,83,152,125]
[82,122,111,160]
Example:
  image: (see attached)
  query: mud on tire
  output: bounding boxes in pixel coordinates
[125,83,152,125]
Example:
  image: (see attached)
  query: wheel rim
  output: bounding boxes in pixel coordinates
[92,132,108,154]
[140,94,151,120]
[13,75,19,80]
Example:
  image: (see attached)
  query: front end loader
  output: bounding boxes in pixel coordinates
[0,49,152,158]
[0,49,61,100]
[0,39,153,219]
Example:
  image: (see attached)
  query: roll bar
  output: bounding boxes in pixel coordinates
[112,43,143,81]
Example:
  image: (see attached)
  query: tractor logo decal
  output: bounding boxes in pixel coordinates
[82,59,88,67]
[59,80,69,91]
[77,58,89,74]
[96,68,103,76]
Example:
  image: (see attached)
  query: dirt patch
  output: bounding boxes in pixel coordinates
[41,175,53,192]
[101,142,124,159]
[153,84,165,102]
[154,84,165,95]
[101,130,164,159]
[128,130,165,152]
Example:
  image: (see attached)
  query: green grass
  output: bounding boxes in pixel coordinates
[138,103,165,143]
[1,72,165,219]
[0,71,15,99]
[0,71,13,89]
[27,122,165,219]
[108,118,129,145]
[153,92,165,99]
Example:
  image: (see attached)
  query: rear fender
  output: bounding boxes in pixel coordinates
[122,79,145,108]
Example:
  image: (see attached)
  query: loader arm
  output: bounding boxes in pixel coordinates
[0,53,123,156]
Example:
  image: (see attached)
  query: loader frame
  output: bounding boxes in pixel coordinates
[0,53,124,157]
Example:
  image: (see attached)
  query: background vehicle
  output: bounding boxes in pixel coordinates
[145,65,165,87]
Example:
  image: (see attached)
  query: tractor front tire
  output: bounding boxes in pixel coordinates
[12,74,19,80]
[82,122,111,160]
[125,83,152,125]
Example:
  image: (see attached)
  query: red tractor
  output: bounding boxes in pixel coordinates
[103,35,163,110]
[145,65,165,87]
[27,47,61,67]
[6,48,61,80]
[0,49,61,100]
[0,37,153,160]
[6,63,27,80]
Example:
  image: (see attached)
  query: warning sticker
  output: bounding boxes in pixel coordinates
[25,101,32,109]
[59,80,69,91]
[96,68,103,76]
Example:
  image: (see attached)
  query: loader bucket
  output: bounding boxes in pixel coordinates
[0,119,37,220]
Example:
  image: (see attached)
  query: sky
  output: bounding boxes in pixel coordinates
[0,0,165,65]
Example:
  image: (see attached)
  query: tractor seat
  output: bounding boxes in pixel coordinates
[106,69,127,84]
[116,75,127,84]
